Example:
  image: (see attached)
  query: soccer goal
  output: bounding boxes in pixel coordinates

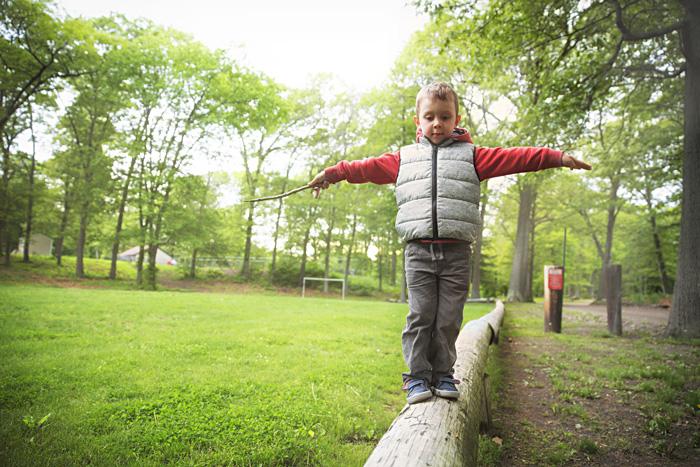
[301,277,346,300]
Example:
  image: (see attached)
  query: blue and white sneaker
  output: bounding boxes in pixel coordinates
[433,376,460,399]
[403,378,432,404]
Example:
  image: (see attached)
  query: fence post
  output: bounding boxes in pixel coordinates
[544,265,564,333]
[605,264,622,336]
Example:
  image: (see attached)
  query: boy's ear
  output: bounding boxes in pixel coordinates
[413,115,420,127]
[455,114,462,125]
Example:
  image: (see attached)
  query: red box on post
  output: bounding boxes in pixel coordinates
[548,269,563,290]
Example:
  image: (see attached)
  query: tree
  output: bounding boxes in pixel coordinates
[418,0,697,334]
[126,29,223,289]
[102,16,158,280]
[0,0,88,263]
[164,173,222,278]
[213,70,291,280]
[54,22,125,277]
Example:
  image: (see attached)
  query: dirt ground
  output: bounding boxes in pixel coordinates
[487,304,699,466]
[564,303,671,327]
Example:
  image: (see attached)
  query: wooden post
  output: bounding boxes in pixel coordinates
[605,264,622,336]
[544,265,564,333]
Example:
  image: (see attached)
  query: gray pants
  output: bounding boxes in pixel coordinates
[402,241,471,384]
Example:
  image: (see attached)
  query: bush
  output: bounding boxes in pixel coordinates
[270,256,324,288]
[347,275,400,297]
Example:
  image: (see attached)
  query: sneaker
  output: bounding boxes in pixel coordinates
[433,376,460,399]
[402,378,432,404]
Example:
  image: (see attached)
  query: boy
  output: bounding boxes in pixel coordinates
[309,82,590,404]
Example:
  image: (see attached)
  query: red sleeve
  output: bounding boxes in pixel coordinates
[324,151,400,185]
[474,146,563,181]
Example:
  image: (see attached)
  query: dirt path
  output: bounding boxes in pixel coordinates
[564,303,670,327]
[485,305,699,466]
[492,337,697,466]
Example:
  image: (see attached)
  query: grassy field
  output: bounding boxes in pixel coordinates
[0,283,493,466]
[0,255,178,288]
[0,255,401,299]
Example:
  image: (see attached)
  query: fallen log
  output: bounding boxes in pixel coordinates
[364,301,505,467]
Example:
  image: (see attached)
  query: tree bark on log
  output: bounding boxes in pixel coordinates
[364,302,505,467]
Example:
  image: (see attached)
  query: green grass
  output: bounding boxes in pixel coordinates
[0,255,180,287]
[0,255,402,300]
[0,283,494,465]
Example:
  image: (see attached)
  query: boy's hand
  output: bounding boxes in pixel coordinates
[308,171,331,198]
[562,153,591,171]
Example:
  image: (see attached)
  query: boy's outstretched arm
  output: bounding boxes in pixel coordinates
[308,152,400,198]
[475,146,591,180]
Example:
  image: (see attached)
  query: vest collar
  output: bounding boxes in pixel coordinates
[418,136,457,148]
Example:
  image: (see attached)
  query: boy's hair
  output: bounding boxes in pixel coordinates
[415,82,459,115]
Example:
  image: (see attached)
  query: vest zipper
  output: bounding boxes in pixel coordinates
[431,144,438,239]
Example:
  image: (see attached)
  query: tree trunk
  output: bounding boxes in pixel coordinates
[597,177,620,301]
[75,205,89,278]
[378,251,383,292]
[4,235,12,263]
[270,198,284,276]
[144,181,173,290]
[323,205,336,292]
[55,187,71,266]
[22,108,37,263]
[190,248,197,279]
[644,190,673,295]
[391,248,397,286]
[470,183,488,299]
[507,182,536,302]
[0,146,11,266]
[271,159,294,276]
[299,224,312,288]
[526,205,536,300]
[22,158,36,263]
[241,203,254,279]
[344,212,357,287]
[145,242,158,290]
[136,243,146,286]
[668,1,700,337]
[649,213,672,294]
[109,156,137,279]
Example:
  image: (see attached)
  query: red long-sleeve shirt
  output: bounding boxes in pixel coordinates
[324,146,563,185]
[324,128,563,184]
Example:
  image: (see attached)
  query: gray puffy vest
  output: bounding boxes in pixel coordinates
[394,138,481,242]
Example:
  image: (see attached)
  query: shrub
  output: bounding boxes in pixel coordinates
[270,256,324,288]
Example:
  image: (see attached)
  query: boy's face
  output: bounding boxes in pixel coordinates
[414,96,461,145]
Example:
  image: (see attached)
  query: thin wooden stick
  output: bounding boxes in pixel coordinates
[245,184,313,203]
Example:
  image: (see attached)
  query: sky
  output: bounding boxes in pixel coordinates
[55,0,428,92]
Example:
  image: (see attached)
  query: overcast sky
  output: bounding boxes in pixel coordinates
[55,0,427,91]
